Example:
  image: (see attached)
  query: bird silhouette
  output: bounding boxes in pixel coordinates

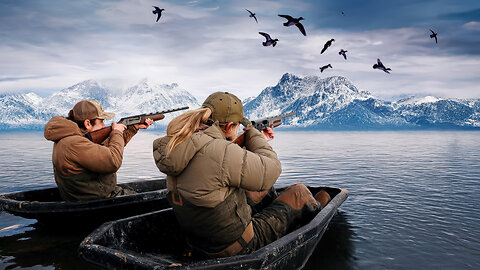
[320,64,333,72]
[152,6,164,22]
[278,14,306,36]
[339,49,348,60]
[373,58,391,74]
[259,32,278,47]
[429,29,438,44]
[321,39,335,54]
[246,9,258,23]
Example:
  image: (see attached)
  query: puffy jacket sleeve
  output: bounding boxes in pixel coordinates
[69,130,125,173]
[226,128,281,191]
[153,136,199,176]
[102,125,139,146]
[122,125,139,145]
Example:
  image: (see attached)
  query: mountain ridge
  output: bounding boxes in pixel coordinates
[243,73,480,129]
[0,79,200,130]
[1,74,479,130]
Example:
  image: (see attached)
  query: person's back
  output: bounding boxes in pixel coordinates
[154,92,330,258]
[154,117,281,252]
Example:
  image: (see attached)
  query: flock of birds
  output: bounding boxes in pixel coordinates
[152,6,439,75]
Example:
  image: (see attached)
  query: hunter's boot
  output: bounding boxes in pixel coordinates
[274,183,320,229]
[314,189,331,208]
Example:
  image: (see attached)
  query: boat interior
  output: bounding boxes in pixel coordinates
[87,186,341,264]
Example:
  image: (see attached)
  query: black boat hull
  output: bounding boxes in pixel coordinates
[79,186,348,269]
[0,179,168,226]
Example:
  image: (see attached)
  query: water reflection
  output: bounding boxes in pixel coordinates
[1,131,480,269]
[0,217,102,270]
[304,211,356,270]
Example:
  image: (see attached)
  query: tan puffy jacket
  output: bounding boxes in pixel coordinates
[44,116,138,201]
[153,124,282,208]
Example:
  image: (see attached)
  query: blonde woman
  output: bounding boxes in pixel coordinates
[153,92,330,258]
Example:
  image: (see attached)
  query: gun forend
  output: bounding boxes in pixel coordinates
[119,106,189,126]
[250,111,296,130]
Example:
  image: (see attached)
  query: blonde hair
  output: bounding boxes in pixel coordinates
[166,107,212,154]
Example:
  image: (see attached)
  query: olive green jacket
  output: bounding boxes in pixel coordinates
[153,124,281,251]
[44,116,138,201]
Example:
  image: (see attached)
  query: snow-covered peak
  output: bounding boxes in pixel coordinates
[23,92,43,106]
[113,80,199,118]
[244,73,373,123]
[396,95,442,106]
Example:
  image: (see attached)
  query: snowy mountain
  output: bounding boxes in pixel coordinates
[244,73,372,126]
[0,79,199,130]
[1,73,479,130]
[243,73,480,129]
[0,92,46,129]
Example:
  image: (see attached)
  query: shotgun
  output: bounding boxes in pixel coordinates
[86,106,189,144]
[233,111,295,146]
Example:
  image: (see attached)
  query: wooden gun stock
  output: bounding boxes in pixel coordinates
[86,125,113,144]
[233,133,245,147]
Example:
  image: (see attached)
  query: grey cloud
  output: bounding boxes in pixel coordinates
[0,0,479,100]
[439,8,480,21]
[0,75,52,82]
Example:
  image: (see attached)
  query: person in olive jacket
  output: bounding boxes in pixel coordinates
[44,100,153,201]
[153,92,330,258]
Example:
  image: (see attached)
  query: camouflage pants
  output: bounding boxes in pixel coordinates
[239,188,319,254]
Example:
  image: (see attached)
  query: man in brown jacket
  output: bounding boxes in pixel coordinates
[153,92,330,258]
[44,100,153,201]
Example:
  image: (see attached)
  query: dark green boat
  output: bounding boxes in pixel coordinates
[79,186,348,269]
[0,179,168,226]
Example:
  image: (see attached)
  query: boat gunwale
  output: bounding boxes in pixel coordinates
[79,186,349,269]
[0,179,168,214]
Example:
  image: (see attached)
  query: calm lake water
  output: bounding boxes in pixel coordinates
[0,130,479,270]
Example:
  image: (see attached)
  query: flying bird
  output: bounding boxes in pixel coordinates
[320,64,333,73]
[152,6,164,22]
[321,39,335,54]
[339,49,348,60]
[429,29,438,44]
[341,11,345,16]
[259,32,279,47]
[246,9,258,23]
[278,14,307,36]
[373,58,391,74]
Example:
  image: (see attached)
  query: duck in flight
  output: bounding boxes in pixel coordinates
[259,32,279,47]
[278,14,306,36]
[246,9,258,23]
[320,64,333,72]
[430,29,438,44]
[321,39,335,54]
[152,6,164,22]
[373,58,391,74]
[339,49,348,60]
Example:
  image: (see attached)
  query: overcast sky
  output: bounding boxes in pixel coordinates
[0,0,479,101]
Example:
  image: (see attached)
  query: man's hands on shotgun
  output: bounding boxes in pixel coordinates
[135,118,154,129]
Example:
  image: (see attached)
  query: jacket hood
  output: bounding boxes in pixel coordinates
[44,116,84,142]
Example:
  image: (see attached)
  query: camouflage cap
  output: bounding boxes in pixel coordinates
[69,100,115,121]
[202,92,243,123]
